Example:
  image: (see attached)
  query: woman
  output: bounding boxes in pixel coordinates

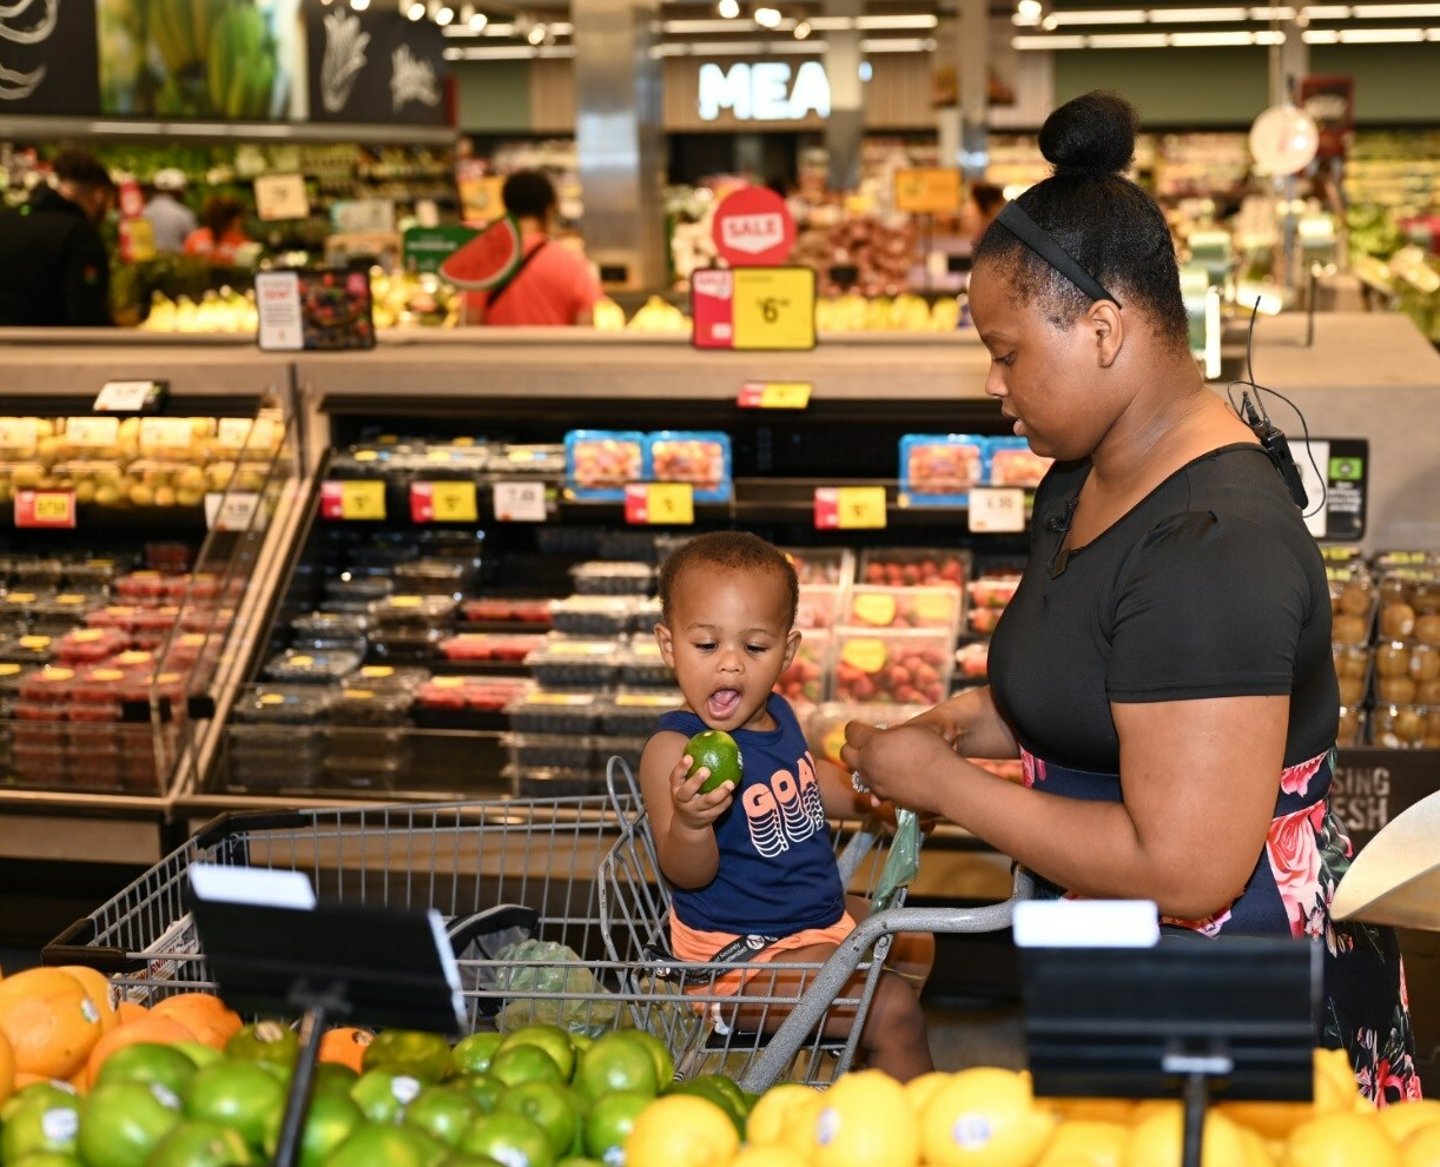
[842,90,1419,1103]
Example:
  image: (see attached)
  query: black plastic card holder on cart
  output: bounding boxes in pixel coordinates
[1015,899,1321,1167]
[188,865,466,1167]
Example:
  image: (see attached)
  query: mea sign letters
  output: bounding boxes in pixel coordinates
[698,61,831,122]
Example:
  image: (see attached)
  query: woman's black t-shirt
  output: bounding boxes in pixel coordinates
[988,443,1339,771]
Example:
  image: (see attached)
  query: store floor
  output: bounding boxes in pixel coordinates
[923,998,1026,1072]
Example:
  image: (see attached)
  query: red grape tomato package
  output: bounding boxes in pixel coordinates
[986,438,1054,488]
[899,434,986,506]
[565,430,648,501]
[646,431,733,502]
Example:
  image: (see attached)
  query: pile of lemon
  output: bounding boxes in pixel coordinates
[628,1051,1438,1167]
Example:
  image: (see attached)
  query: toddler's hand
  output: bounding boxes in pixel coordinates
[670,753,734,831]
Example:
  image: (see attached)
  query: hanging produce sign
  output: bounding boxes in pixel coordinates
[0,0,99,115]
[711,186,796,267]
[305,8,448,126]
[404,226,479,275]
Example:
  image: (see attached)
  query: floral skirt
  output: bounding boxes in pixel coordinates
[1020,746,1422,1104]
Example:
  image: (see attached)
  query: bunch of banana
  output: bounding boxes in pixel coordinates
[149,0,228,76]
[207,3,277,119]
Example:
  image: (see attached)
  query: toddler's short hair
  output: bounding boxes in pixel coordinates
[658,532,799,628]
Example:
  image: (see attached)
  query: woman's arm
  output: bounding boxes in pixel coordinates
[637,730,735,890]
[843,694,1286,921]
[899,685,1021,760]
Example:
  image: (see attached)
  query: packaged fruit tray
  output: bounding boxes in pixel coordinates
[898,433,985,506]
[646,430,732,502]
[525,639,623,689]
[261,650,363,685]
[617,641,673,688]
[776,629,831,706]
[1337,705,1367,748]
[461,597,554,626]
[1333,644,1371,709]
[507,690,601,735]
[859,548,970,591]
[565,430,647,501]
[1370,703,1440,748]
[986,437,1054,488]
[1329,568,1377,647]
[796,584,846,631]
[414,675,529,719]
[570,562,655,597]
[327,687,414,727]
[597,690,682,736]
[831,627,954,706]
[1372,640,1440,706]
[780,546,854,586]
[1376,568,1440,643]
[439,632,547,663]
[845,586,962,633]
[550,596,638,637]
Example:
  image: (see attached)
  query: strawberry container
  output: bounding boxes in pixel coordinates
[56,627,129,664]
[550,596,637,637]
[776,629,831,706]
[859,548,971,591]
[845,586,962,634]
[831,627,954,706]
[780,547,854,586]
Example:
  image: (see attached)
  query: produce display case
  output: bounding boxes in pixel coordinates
[0,334,309,942]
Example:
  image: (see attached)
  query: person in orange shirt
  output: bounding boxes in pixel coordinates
[184,196,251,264]
[462,171,602,327]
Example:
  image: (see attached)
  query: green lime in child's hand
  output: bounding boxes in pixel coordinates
[687,729,743,793]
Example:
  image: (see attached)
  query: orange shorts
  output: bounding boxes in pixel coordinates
[669,912,858,998]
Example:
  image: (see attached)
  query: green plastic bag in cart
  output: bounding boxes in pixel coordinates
[871,807,922,912]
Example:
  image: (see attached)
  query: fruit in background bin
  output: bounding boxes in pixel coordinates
[583,1089,651,1161]
[224,1021,298,1069]
[0,969,105,1082]
[836,637,947,705]
[2,1090,81,1161]
[363,1030,453,1084]
[84,1016,196,1089]
[351,1068,424,1125]
[319,1028,374,1074]
[457,1111,556,1167]
[92,1042,197,1095]
[54,967,119,1037]
[686,729,743,794]
[404,1085,483,1148]
[320,1123,447,1167]
[77,1079,184,1167]
[624,1094,738,1167]
[151,995,243,1050]
[448,1033,504,1078]
[146,1119,256,1167]
[574,1032,660,1101]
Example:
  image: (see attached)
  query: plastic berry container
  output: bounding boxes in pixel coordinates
[30,593,104,634]
[370,628,447,663]
[13,743,68,786]
[393,559,475,599]
[647,431,732,502]
[779,547,854,587]
[795,585,845,632]
[564,430,647,500]
[511,766,604,799]
[617,641,673,688]
[108,650,160,675]
[1337,705,1366,748]
[550,597,637,637]
[1370,703,1440,749]
[115,572,172,603]
[507,691,600,735]
[845,586,962,634]
[957,640,990,683]
[899,434,985,504]
[19,665,75,704]
[321,753,406,791]
[986,438,1055,488]
[597,691,683,737]
[439,633,547,663]
[11,558,66,588]
[233,685,336,725]
[859,548,971,591]
[968,573,1023,611]
[1328,567,1378,647]
[492,443,566,475]
[327,687,413,727]
[526,639,622,689]
[263,649,363,685]
[69,666,127,714]
[461,597,555,627]
[1372,641,1440,707]
[1332,644,1372,710]
[629,598,663,634]
[0,635,57,666]
[343,665,431,694]
[569,562,655,597]
[507,732,600,773]
[0,662,32,696]
[62,558,124,588]
[0,591,54,629]
[55,627,130,665]
[325,576,395,609]
[368,594,458,630]
[831,627,954,706]
[776,630,831,707]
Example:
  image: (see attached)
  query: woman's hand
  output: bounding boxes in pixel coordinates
[840,722,960,817]
[669,754,734,831]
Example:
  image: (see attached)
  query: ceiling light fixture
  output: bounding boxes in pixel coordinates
[349,0,369,10]
[717,0,740,16]
[407,0,425,17]
[1147,6,1246,19]
[754,5,783,27]
[435,4,454,22]
[1014,0,1044,24]
[1043,9,1145,23]
[793,17,812,37]
[469,8,487,27]
[527,21,547,42]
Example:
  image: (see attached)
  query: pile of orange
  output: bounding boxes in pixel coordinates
[0,963,243,1099]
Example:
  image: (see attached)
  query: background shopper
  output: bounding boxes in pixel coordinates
[0,150,116,327]
[842,89,1420,1104]
[184,196,251,264]
[142,168,198,253]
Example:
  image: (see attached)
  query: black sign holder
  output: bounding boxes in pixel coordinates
[189,881,465,1167]
[1021,936,1321,1167]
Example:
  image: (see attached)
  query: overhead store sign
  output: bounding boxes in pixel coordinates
[711,186,796,266]
[698,61,830,122]
[305,9,448,127]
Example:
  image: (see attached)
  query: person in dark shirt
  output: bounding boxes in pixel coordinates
[0,150,116,327]
[843,91,1419,1104]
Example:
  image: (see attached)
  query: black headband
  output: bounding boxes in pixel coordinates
[994,202,1120,307]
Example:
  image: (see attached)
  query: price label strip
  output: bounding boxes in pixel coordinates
[967,487,1027,534]
[625,483,695,526]
[493,481,548,523]
[319,480,386,521]
[93,380,167,413]
[737,381,812,409]
[692,266,816,351]
[205,492,264,533]
[15,490,77,530]
[410,481,478,524]
[64,417,120,448]
[814,486,887,530]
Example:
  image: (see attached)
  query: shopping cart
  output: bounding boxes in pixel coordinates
[596,759,1031,1091]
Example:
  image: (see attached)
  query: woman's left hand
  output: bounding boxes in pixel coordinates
[840,721,959,817]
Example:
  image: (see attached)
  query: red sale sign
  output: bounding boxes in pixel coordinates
[712,186,796,267]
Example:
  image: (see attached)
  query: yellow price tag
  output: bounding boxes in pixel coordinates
[836,486,887,529]
[33,493,74,523]
[761,382,812,408]
[429,481,478,522]
[648,483,694,525]
[341,480,386,520]
[894,168,963,214]
[732,268,816,351]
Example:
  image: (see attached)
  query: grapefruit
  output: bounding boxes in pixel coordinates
[449,1033,504,1078]
[364,1030,453,1084]
[497,1025,577,1084]
[151,995,242,1050]
[458,1111,555,1167]
[183,1061,287,1152]
[405,1086,482,1149]
[439,219,522,291]
[145,1119,255,1167]
[2,1091,81,1161]
[261,1089,364,1167]
[54,967,118,1035]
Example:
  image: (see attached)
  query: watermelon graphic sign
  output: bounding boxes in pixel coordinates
[404,225,479,275]
[438,217,524,290]
[712,186,796,267]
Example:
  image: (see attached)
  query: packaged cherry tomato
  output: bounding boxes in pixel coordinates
[898,434,985,507]
[646,431,733,503]
[565,430,647,502]
[985,437,1054,488]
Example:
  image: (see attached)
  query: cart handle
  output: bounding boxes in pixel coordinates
[42,917,147,974]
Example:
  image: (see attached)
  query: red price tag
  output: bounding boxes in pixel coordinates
[814,486,886,530]
[625,483,694,525]
[15,490,76,529]
[320,480,386,521]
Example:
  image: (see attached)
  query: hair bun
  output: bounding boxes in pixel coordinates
[1038,90,1138,176]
